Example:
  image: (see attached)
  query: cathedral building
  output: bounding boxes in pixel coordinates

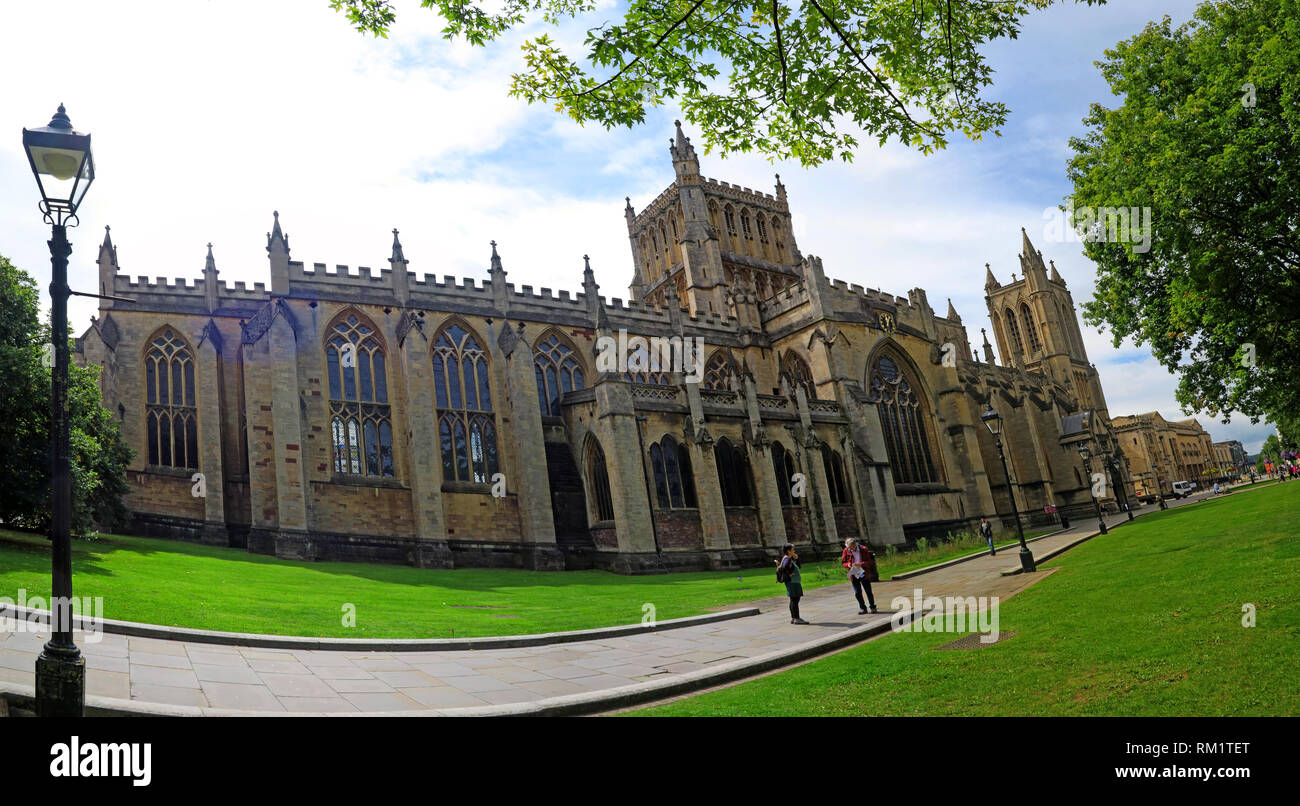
[76,123,1133,573]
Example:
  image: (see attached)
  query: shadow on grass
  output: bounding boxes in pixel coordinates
[0,527,777,598]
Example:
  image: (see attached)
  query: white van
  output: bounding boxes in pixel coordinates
[1171,481,1193,498]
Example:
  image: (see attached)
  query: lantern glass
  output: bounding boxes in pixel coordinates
[981,406,1002,437]
[22,105,94,216]
[1077,443,1090,462]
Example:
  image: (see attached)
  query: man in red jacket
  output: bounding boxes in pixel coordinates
[841,537,878,614]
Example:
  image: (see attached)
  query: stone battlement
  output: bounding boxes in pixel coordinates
[703,177,781,206]
[827,276,917,310]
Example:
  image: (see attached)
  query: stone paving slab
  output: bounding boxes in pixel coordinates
[0,492,1235,716]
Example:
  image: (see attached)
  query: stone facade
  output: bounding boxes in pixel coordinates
[75,123,1136,573]
[1112,412,1220,499]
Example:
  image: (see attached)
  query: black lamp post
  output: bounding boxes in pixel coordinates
[1119,454,1135,520]
[23,104,95,717]
[1077,442,1108,535]
[981,405,1035,572]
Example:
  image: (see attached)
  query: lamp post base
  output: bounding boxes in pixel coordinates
[35,650,85,717]
[1018,547,1036,573]
[1097,520,1108,535]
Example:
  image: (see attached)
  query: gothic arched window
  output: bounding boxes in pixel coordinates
[433,321,498,484]
[1020,303,1042,353]
[867,353,939,485]
[781,350,817,400]
[625,368,672,385]
[702,351,736,391]
[144,328,198,469]
[772,441,798,506]
[326,311,394,477]
[724,206,737,239]
[1004,307,1024,356]
[624,339,671,385]
[649,435,697,509]
[535,331,586,416]
[821,445,850,505]
[714,438,755,507]
[585,437,615,522]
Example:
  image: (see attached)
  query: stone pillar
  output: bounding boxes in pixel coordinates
[499,322,563,570]
[195,328,227,545]
[795,388,839,549]
[397,315,452,568]
[594,381,658,568]
[242,336,278,555]
[742,373,787,549]
[267,308,312,560]
[683,379,734,568]
[840,385,906,546]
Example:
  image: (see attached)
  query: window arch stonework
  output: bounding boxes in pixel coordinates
[326,310,394,477]
[433,320,499,484]
[535,330,586,416]
[649,434,697,509]
[702,351,738,391]
[866,350,940,485]
[585,437,615,522]
[780,350,817,400]
[1020,303,1042,354]
[821,445,851,505]
[714,437,755,507]
[144,327,198,469]
[771,441,799,506]
[1004,307,1024,356]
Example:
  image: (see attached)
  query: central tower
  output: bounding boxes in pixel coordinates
[625,122,802,322]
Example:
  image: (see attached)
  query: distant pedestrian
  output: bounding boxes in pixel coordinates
[840,538,878,614]
[978,516,995,556]
[776,544,808,624]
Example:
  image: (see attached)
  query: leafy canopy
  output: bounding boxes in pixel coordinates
[332,0,1103,166]
[1066,0,1300,429]
[0,252,131,535]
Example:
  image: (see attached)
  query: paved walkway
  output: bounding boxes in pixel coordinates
[0,490,1229,715]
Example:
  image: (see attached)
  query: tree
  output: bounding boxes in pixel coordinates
[0,252,131,535]
[1065,0,1300,433]
[331,0,1103,166]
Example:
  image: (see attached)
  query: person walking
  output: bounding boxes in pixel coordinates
[840,537,878,614]
[978,516,995,556]
[776,544,808,624]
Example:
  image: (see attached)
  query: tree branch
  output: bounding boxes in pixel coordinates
[805,0,942,139]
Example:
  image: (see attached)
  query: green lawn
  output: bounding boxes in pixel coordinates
[0,521,1054,639]
[629,482,1300,716]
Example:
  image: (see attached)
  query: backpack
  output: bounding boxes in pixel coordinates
[776,557,794,584]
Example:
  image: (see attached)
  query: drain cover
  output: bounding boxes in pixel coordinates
[935,631,1018,650]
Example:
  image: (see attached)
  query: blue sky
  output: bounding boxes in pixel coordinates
[0,0,1276,451]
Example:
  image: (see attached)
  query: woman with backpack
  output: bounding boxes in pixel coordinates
[776,544,809,624]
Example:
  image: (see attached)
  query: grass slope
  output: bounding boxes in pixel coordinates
[0,521,1046,639]
[629,483,1299,716]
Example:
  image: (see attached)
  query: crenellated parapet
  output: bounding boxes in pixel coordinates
[701,177,785,210]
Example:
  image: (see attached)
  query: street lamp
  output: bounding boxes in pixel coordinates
[1077,442,1108,535]
[1123,457,1133,520]
[981,405,1035,572]
[23,104,94,717]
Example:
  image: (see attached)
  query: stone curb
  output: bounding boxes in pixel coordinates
[889,528,1067,581]
[0,604,760,652]
[999,531,1103,576]
[0,608,925,717]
